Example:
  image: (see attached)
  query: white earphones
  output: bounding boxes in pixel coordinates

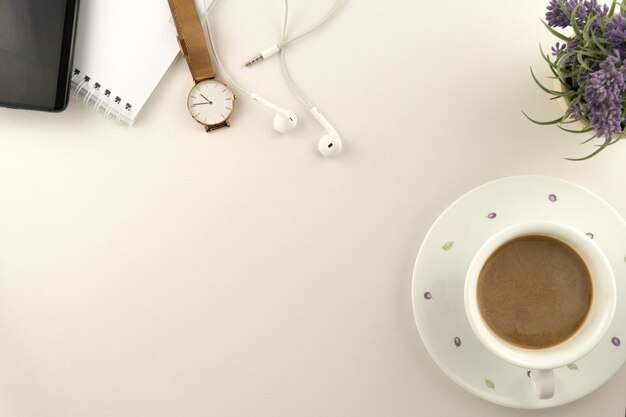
[201,0,298,133]
[250,93,297,133]
[246,0,346,157]
[275,0,346,157]
[202,0,346,155]
[310,107,342,157]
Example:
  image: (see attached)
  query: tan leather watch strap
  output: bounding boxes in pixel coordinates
[167,0,215,83]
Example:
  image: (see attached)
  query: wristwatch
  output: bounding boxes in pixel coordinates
[167,0,235,132]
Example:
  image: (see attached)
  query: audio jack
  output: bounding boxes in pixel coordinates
[244,44,281,67]
[244,54,264,67]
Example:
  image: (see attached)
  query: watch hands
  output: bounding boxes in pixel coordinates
[200,94,213,104]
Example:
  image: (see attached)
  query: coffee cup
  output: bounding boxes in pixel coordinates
[464,221,617,400]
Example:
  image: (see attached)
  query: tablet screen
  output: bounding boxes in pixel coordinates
[0,0,78,111]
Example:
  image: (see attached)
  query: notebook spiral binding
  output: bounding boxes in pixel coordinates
[70,69,135,125]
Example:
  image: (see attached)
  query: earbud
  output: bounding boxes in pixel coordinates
[273,111,298,133]
[310,107,343,157]
[318,132,342,157]
[250,93,298,133]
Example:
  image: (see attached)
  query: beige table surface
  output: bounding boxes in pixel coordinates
[0,0,625,416]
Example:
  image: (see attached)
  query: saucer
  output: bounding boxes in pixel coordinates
[411,176,625,409]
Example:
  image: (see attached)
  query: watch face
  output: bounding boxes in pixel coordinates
[187,79,234,126]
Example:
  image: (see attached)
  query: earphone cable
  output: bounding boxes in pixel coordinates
[202,0,344,112]
[279,0,313,108]
[245,0,345,66]
[282,0,345,47]
[201,0,252,98]
[279,0,345,109]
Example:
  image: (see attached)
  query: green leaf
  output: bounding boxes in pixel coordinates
[485,379,495,390]
[541,19,571,42]
[576,51,593,71]
[606,129,626,145]
[580,134,598,144]
[576,48,606,59]
[566,95,582,108]
[590,32,610,57]
[555,58,579,78]
[587,16,609,56]
[558,125,593,134]
[522,112,567,126]
[558,0,572,21]
[582,14,600,46]
[549,91,576,100]
[442,242,454,251]
[567,363,579,370]
[609,0,618,16]
[539,45,569,85]
[570,4,583,38]
[530,67,570,96]
[561,116,586,125]
[567,138,612,160]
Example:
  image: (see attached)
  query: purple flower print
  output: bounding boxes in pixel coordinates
[424,292,432,300]
[612,337,621,346]
[454,337,462,347]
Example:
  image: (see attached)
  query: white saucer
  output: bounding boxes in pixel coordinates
[411,176,625,409]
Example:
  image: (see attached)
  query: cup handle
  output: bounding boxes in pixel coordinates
[529,369,555,399]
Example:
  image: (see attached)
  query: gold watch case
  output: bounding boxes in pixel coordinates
[186,78,236,132]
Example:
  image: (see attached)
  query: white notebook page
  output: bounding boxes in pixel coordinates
[72,0,211,124]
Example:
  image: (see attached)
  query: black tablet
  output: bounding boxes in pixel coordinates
[0,0,80,112]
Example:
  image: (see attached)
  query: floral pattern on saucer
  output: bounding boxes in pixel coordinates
[412,176,626,409]
[442,242,454,251]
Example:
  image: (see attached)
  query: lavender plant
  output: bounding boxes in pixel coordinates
[526,0,626,159]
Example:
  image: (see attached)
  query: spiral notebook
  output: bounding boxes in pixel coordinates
[71,0,210,125]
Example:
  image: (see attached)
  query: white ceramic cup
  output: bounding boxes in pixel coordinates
[464,222,617,400]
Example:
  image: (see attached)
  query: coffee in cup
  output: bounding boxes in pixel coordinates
[477,235,592,349]
[465,222,616,400]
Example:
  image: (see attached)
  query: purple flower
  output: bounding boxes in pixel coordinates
[563,39,582,68]
[605,15,626,54]
[546,0,608,28]
[567,104,583,120]
[552,42,567,56]
[582,54,626,138]
[577,69,591,86]
[547,0,574,27]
